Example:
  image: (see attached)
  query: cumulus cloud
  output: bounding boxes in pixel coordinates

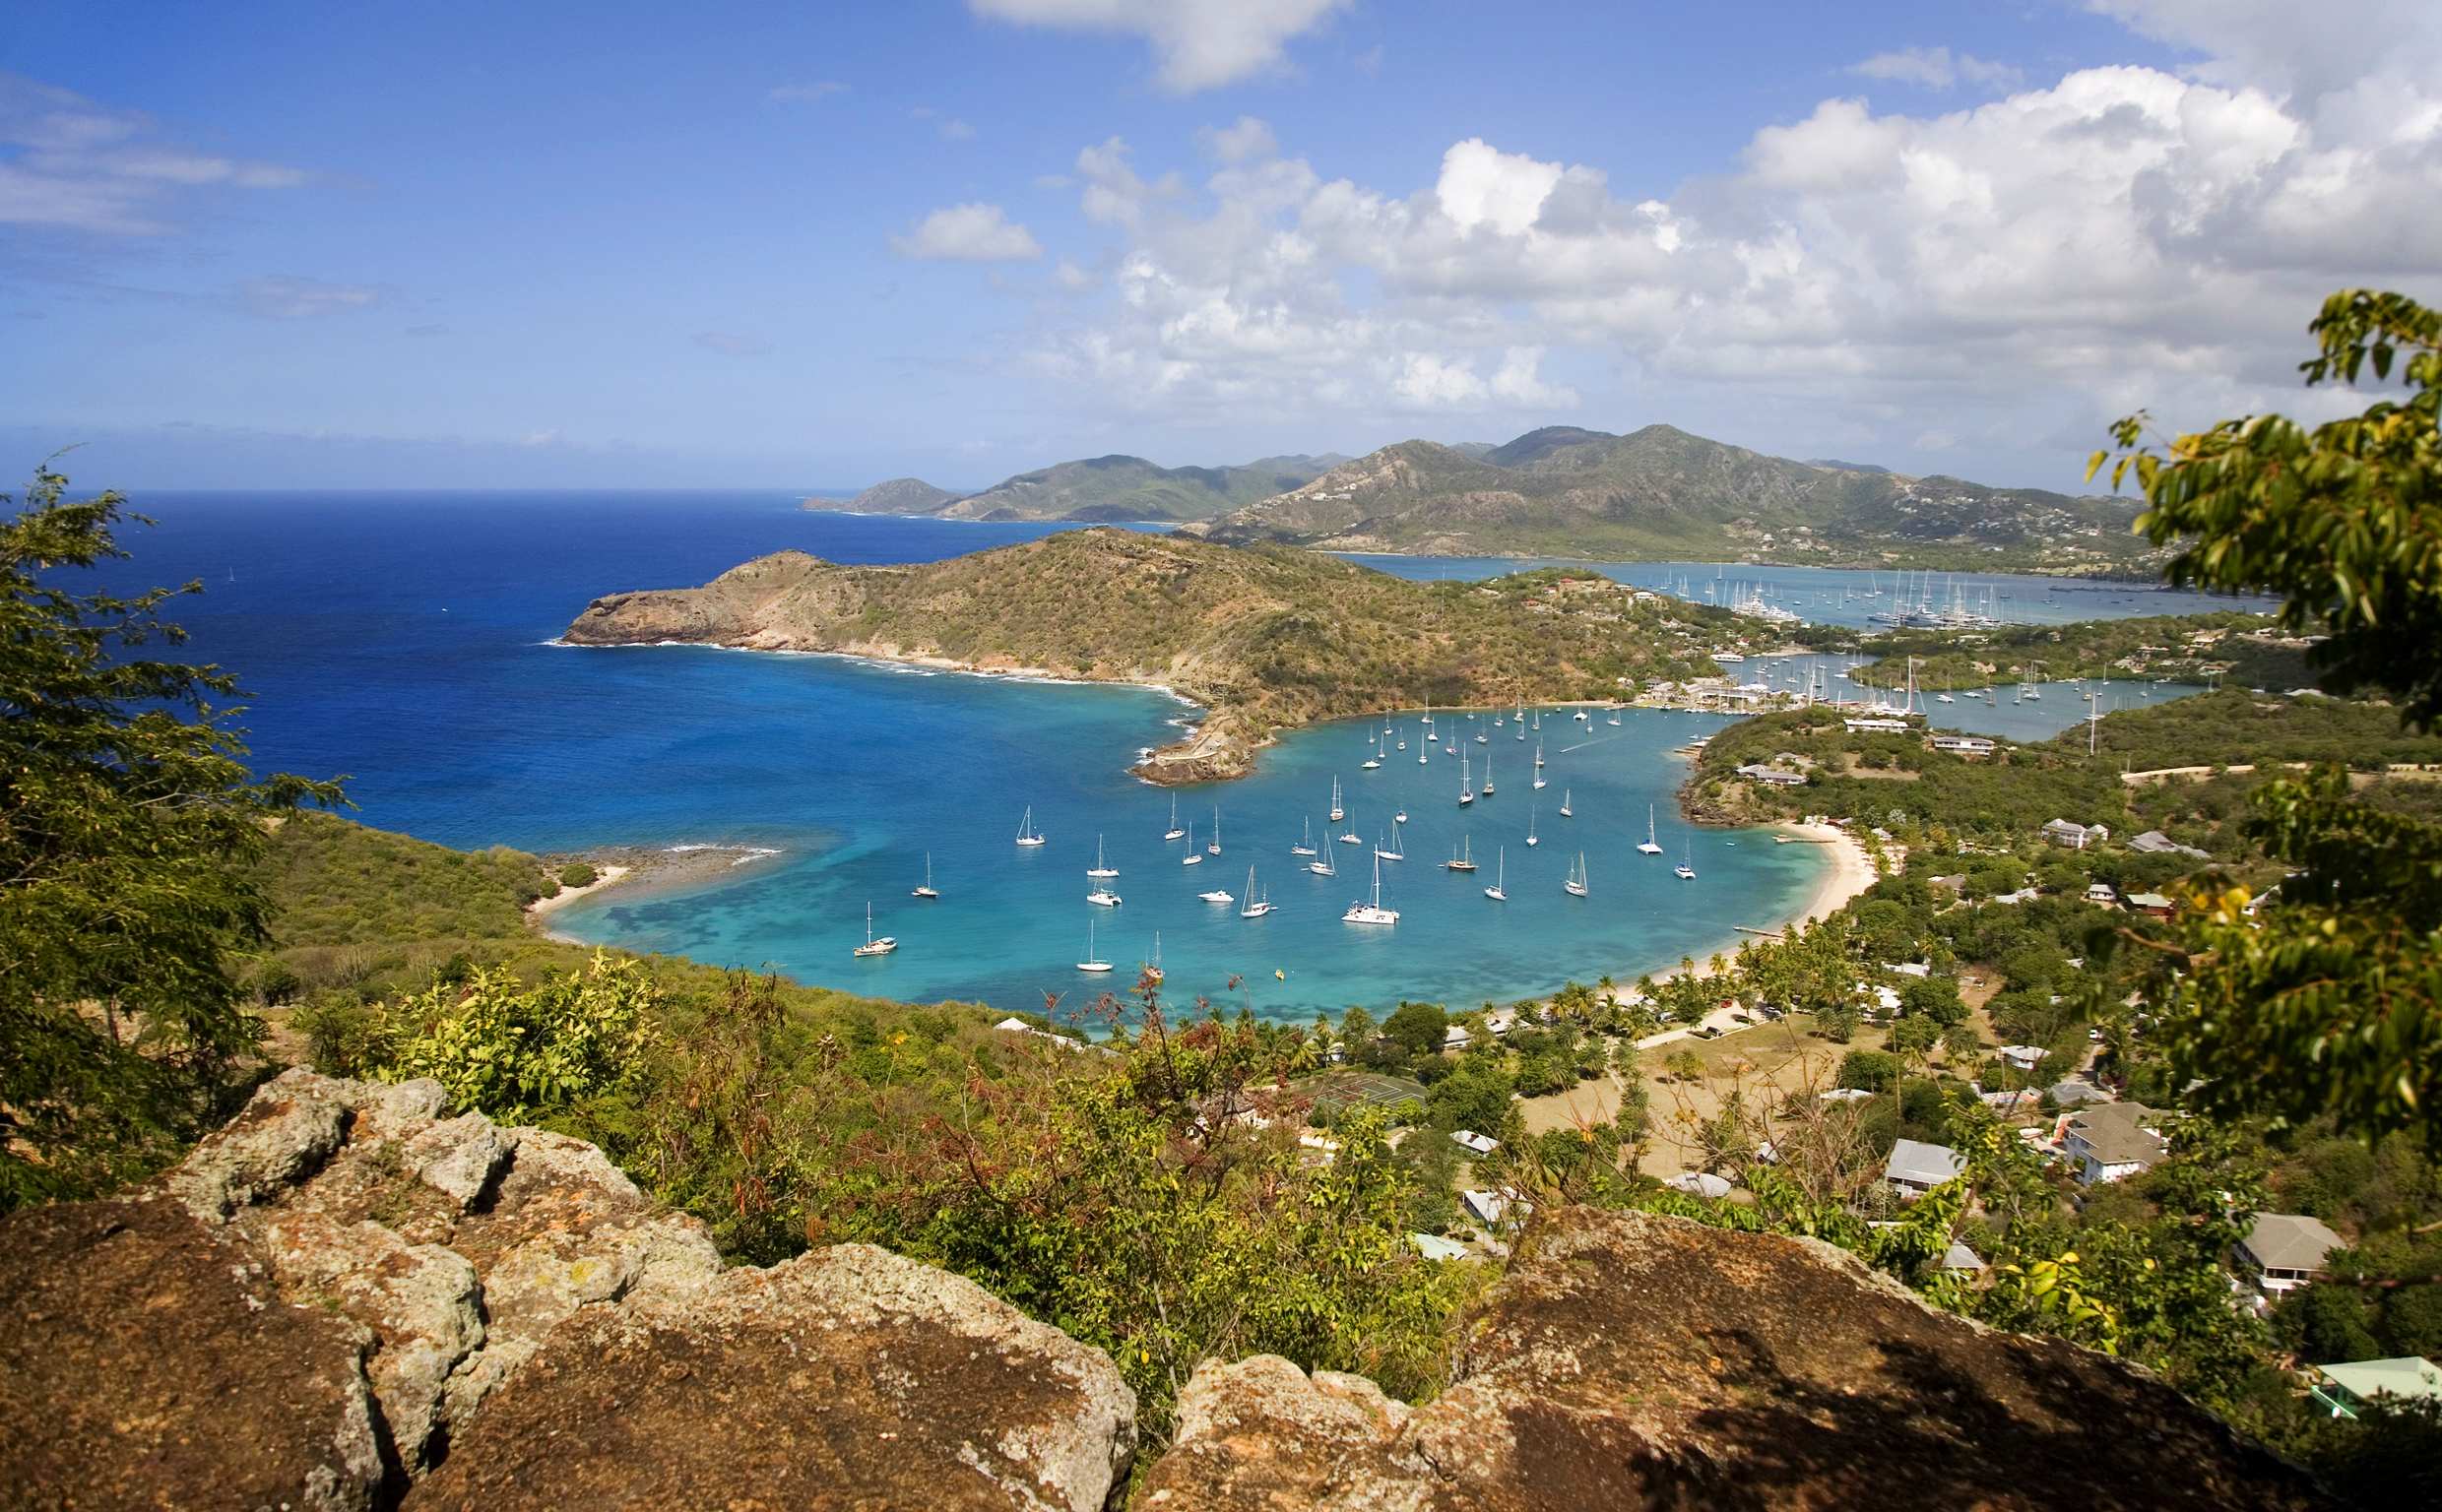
[1010,7,2442,465]
[1200,116,1278,165]
[240,276,379,319]
[1849,46,2023,92]
[0,73,310,234]
[893,202,1044,261]
[967,0,1348,92]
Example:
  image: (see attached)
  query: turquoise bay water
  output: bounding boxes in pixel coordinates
[92,491,2222,1022]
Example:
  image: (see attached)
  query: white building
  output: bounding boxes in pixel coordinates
[1451,1130,1500,1157]
[2062,1102,2168,1184]
[2043,818,2110,850]
[2234,1213,2346,1298]
[1884,1138,1965,1198]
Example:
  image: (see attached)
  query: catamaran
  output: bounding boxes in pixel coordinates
[1086,873,1122,907]
[1087,835,1118,878]
[1445,835,1477,872]
[1675,839,1697,882]
[1329,777,1345,823]
[1164,794,1185,841]
[1638,805,1665,855]
[1342,850,1398,925]
[1564,852,1589,898]
[1239,865,1272,917]
[1525,801,1539,848]
[1077,918,1112,973]
[1559,788,1574,818]
[1181,821,1203,865]
[912,852,938,899]
[1292,817,1317,856]
[1485,848,1508,903]
[1015,807,1046,847]
[1375,819,1404,861]
[1208,807,1222,856]
[853,902,898,957]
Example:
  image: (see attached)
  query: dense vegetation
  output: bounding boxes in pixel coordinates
[564,529,1740,774]
[918,451,1345,523]
[1846,611,2312,691]
[1202,422,2161,574]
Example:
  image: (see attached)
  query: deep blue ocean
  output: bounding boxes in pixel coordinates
[86,491,2218,1021]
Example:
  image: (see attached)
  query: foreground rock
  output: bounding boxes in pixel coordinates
[0,1071,1133,1511]
[1137,1206,2325,1512]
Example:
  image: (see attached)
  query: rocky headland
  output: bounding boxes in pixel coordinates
[0,1072,2328,1509]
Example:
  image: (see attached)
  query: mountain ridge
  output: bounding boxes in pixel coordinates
[808,452,1351,525]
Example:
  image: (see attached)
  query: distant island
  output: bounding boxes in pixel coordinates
[813,423,2163,575]
[564,529,1749,783]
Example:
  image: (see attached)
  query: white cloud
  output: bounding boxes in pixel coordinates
[1200,116,1277,165]
[1055,259,1096,289]
[967,0,1348,92]
[911,105,977,141]
[767,81,848,103]
[893,202,1045,261]
[240,276,379,319]
[1849,46,2023,92]
[0,74,310,235]
[1006,8,2442,467]
[693,331,774,356]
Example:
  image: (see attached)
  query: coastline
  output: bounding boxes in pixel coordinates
[524,845,787,941]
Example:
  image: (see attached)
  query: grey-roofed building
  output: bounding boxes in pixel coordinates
[2130,829,2210,859]
[1884,1138,1965,1198]
[2044,818,2109,850]
[2063,1102,2168,1184]
[2235,1213,2346,1296]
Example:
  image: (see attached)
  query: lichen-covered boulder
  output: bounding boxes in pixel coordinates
[1138,1206,2328,1512]
[0,1195,385,1512]
[407,1242,1136,1512]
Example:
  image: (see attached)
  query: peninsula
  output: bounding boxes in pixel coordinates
[562,529,1743,783]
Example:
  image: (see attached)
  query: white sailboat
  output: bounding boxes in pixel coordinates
[1375,819,1404,861]
[912,852,938,899]
[1308,841,1336,876]
[1445,835,1477,872]
[1525,801,1539,848]
[1338,822,1363,845]
[1481,747,1495,796]
[1638,805,1665,855]
[1077,918,1112,973]
[1182,820,1203,866]
[1015,807,1046,847]
[1239,865,1272,917]
[1675,839,1697,882]
[1145,932,1164,984]
[1342,850,1398,925]
[1559,788,1574,818]
[1087,835,1118,878]
[1485,848,1508,903]
[1086,873,1122,906]
[1607,710,1621,725]
[1164,793,1185,841]
[1292,817,1317,856]
[852,902,898,956]
[1457,747,1474,806]
[1329,777,1345,823]
[1207,807,1222,856]
[1564,852,1589,898]
[1534,739,1545,769]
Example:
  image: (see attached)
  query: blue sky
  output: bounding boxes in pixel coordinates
[3,1,2436,491]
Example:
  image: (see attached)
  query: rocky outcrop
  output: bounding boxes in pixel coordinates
[0,1071,1134,1512]
[1136,1206,2325,1511]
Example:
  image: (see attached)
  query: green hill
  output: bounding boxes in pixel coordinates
[823,477,961,515]
[562,528,1744,782]
[1200,423,2157,573]
[934,452,1345,523]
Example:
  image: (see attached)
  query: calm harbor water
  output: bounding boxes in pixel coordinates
[87,491,2204,1018]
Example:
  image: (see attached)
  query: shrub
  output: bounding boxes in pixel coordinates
[557,861,598,889]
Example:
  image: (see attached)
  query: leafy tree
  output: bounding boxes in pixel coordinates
[2094,289,2442,1145]
[1382,998,1447,1056]
[1836,1049,1902,1093]
[379,952,659,1121]
[1,471,339,1209]
[556,861,598,889]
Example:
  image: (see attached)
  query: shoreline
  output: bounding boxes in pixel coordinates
[524,844,788,941]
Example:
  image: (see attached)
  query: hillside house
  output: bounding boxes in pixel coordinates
[1451,1130,1500,1156]
[1930,735,1997,756]
[1885,1138,1966,1198]
[2063,1102,2168,1184]
[2125,892,2175,918]
[2234,1213,2346,1299]
[2130,830,2211,859]
[1737,763,1809,787]
[2309,1357,2442,1419]
[2044,818,2109,850]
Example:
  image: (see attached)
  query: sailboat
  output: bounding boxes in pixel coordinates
[912,852,938,899]
[1292,818,1317,856]
[1394,808,1408,824]
[1087,835,1118,878]
[1308,840,1337,876]
[1607,710,1621,725]
[1481,747,1495,796]
[1164,794,1185,842]
[1338,819,1363,845]
[1145,932,1164,984]
[1329,777,1345,823]
[1445,835,1477,872]
[1342,850,1398,925]
[1239,865,1273,917]
[1485,848,1508,903]
[1361,731,1382,771]
[1086,871,1122,906]
[1564,852,1589,898]
[1396,726,1407,751]
[1375,819,1404,861]
[1181,820,1203,866]
[1077,918,1112,973]
[1534,739,1545,769]
[1015,807,1046,847]
[1457,748,1475,806]
[1639,805,1665,855]
[1208,807,1223,856]
[1559,788,1574,819]
[1525,802,1539,848]
[1675,839,1697,882]
[853,902,898,956]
